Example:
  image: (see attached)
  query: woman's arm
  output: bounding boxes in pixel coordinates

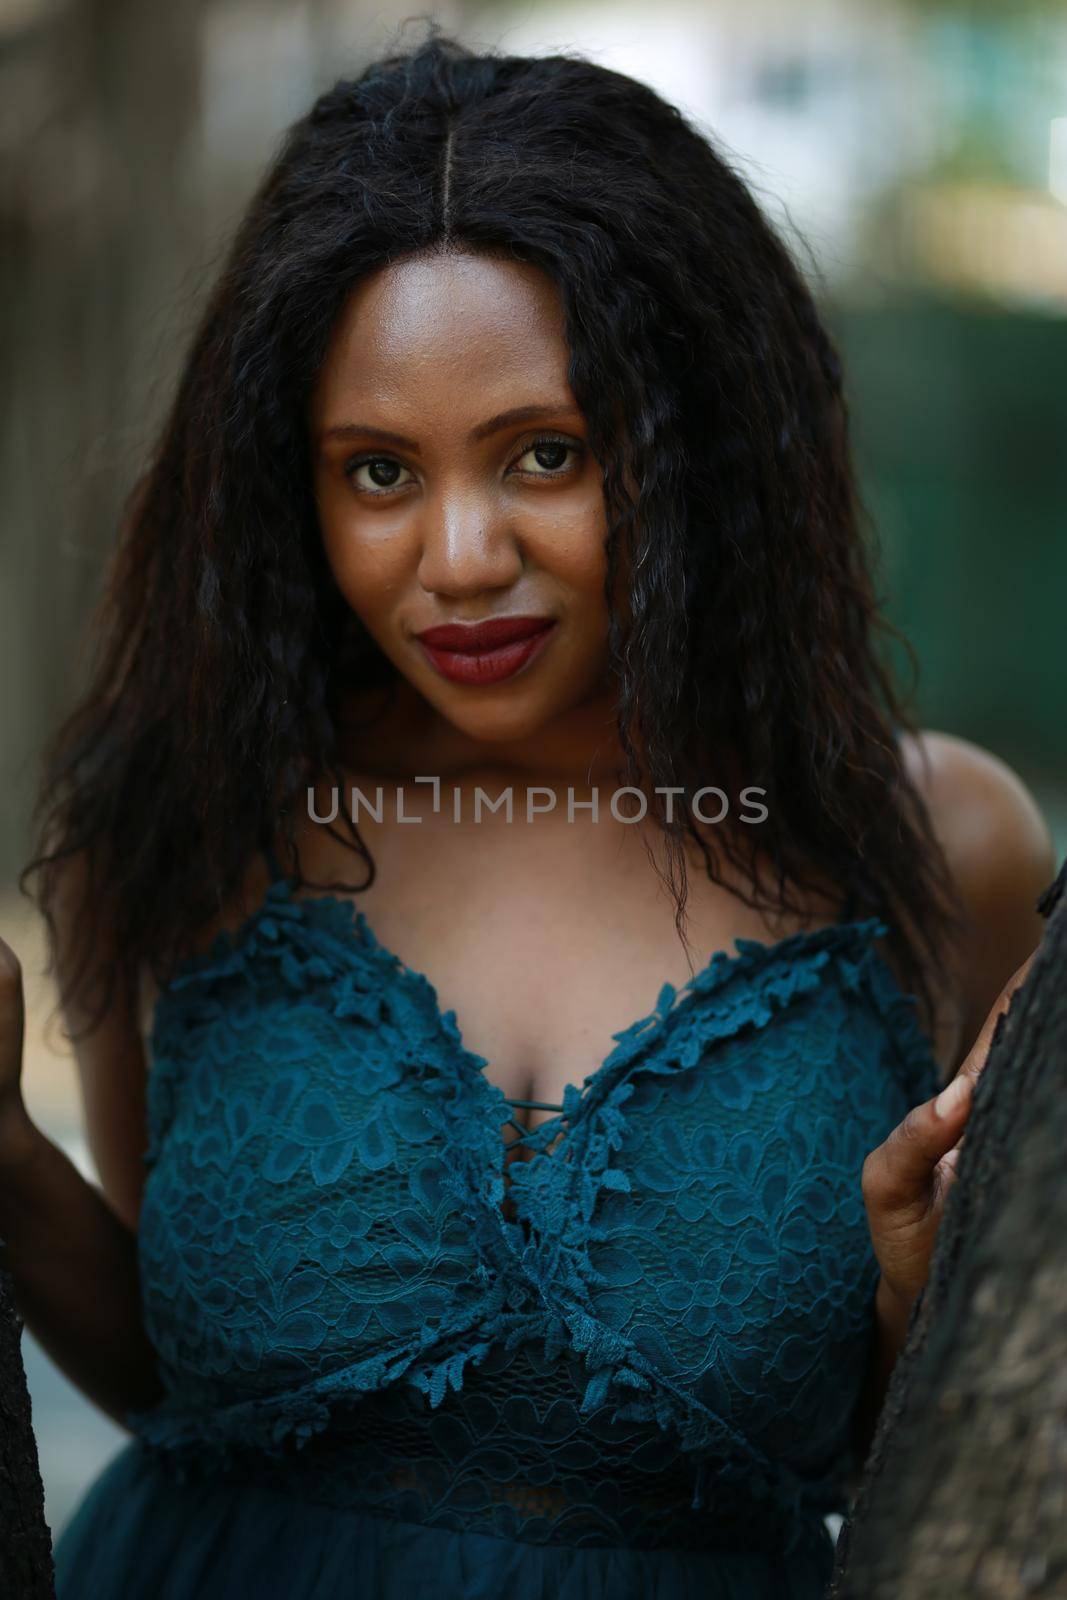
[0,862,163,1425]
[0,1094,162,1426]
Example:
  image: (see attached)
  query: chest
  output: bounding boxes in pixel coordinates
[290,804,825,1126]
[138,917,933,1482]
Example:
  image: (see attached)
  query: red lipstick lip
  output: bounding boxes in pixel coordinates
[416,618,558,686]
[415,615,555,652]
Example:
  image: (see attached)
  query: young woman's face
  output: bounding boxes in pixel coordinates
[309,249,616,747]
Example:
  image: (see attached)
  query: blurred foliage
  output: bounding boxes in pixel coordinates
[826,294,1067,775]
[894,0,1063,15]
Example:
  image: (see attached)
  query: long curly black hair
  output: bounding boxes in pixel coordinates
[21,24,960,1037]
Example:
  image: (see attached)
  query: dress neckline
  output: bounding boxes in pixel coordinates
[162,858,894,1154]
[150,869,938,1280]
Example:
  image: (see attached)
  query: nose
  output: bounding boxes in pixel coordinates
[416,484,525,599]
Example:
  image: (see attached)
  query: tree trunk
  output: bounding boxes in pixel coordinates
[0,1253,55,1599]
[830,859,1067,1598]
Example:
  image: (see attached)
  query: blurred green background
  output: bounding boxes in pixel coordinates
[835,299,1066,791]
[1,0,1065,1546]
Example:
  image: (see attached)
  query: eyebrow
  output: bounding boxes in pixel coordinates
[316,402,583,452]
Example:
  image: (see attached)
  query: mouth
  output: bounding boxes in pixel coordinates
[414,615,557,687]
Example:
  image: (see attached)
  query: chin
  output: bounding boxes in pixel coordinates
[429,691,564,748]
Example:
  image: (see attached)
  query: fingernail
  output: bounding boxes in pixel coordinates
[935,1075,970,1118]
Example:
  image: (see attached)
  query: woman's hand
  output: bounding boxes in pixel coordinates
[0,934,30,1149]
[861,953,1035,1318]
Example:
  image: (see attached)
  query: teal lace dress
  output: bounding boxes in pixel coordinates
[53,850,941,1599]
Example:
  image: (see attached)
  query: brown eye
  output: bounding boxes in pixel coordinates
[346,456,414,493]
[513,437,581,476]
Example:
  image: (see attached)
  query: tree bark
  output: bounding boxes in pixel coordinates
[0,1251,55,1599]
[830,858,1067,1598]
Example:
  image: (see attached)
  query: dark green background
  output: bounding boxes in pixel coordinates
[827,295,1066,782]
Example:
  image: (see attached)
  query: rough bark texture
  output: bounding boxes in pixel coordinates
[830,858,1067,1599]
[0,1253,55,1600]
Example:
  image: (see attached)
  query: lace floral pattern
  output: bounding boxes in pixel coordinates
[130,881,940,1554]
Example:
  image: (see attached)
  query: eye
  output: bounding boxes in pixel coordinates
[511,435,583,478]
[344,454,416,495]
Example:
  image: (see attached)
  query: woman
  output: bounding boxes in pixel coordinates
[0,29,1055,1600]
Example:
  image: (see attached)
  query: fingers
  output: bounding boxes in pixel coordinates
[958,952,1035,1089]
[934,1071,972,1120]
[938,1144,962,1177]
[918,954,1035,1180]
[862,954,1037,1305]
[862,1081,972,1214]
[866,949,1038,1220]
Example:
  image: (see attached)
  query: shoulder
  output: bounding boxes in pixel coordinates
[900,730,1055,905]
[900,729,1057,1062]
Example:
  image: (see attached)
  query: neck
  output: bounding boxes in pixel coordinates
[336,674,634,792]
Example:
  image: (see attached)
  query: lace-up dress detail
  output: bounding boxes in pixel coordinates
[53,861,941,1600]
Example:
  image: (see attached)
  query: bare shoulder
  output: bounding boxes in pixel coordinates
[900,730,1055,901]
[901,729,1057,1061]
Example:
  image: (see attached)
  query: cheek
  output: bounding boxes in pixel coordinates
[319,516,412,628]
[528,496,610,609]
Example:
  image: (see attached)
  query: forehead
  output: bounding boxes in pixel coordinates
[310,250,573,419]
